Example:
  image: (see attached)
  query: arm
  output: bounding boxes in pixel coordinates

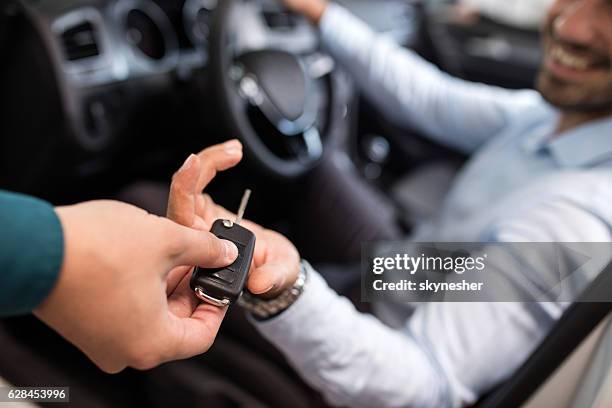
[285,1,542,153]
[251,198,611,408]
[255,266,446,408]
[253,267,556,408]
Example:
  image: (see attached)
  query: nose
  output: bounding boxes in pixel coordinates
[553,1,596,46]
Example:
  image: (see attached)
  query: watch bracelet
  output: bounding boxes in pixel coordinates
[238,261,308,320]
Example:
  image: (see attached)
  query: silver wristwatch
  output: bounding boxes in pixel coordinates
[238,261,309,320]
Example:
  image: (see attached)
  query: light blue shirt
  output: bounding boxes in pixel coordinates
[253,4,612,408]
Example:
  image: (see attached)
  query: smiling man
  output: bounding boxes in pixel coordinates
[540,0,612,119]
[168,0,612,407]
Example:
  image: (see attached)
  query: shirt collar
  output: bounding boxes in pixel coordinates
[522,114,612,168]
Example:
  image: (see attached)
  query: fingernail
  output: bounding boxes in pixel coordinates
[250,283,275,295]
[222,240,239,262]
[180,154,197,171]
[225,148,241,156]
[224,140,242,154]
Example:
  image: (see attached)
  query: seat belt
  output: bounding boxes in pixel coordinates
[569,316,612,408]
[475,259,612,408]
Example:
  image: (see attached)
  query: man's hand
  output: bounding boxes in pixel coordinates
[35,199,239,374]
[167,140,301,299]
[279,0,328,25]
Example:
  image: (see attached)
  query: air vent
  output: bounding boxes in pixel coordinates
[60,22,100,61]
[125,9,166,60]
[262,11,298,29]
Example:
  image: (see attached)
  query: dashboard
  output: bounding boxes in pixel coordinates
[15,0,328,154]
[31,0,318,88]
[13,0,415,152]
[25,0,414,87]
[0,0,416,197]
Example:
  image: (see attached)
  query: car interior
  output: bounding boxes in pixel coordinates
[0,0,611,407]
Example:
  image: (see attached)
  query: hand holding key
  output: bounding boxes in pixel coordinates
[167,141,301,302]
[35,200,238,373]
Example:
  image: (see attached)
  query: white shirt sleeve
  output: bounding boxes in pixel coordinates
[253,266,447,408]
[319,3,542,153]
[252,199,612,408]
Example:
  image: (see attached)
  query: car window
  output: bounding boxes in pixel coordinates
[425,0,553,30]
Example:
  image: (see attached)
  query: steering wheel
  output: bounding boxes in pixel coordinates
[208,0,337,179]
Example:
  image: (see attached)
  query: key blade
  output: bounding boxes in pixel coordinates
[235,189,252,225]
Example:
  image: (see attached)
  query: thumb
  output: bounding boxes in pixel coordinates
[247,263,293,299]
[169,223,239,268]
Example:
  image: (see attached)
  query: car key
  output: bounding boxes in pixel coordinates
[190,189,256,307]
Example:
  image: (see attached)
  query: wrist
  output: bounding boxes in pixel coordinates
[35,206,78,317]
[239,260,309,320]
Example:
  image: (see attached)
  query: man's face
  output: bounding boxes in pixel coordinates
[538,0,612,111]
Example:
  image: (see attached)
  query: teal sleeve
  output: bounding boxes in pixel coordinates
[0,190,64,316]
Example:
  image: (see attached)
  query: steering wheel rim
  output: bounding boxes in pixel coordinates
[208,0,333,179]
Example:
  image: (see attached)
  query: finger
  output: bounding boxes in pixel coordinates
[166,265,193,296]
[195,140,243,192]
[168,222,239,268]
[168,141,243,227]
[167,154,200,227]
[163,305,227,360]
[168,271,200,316]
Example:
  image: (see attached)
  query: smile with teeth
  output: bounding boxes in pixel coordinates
[549,46,604,71]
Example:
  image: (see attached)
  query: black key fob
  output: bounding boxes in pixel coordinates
[190,219,256,306]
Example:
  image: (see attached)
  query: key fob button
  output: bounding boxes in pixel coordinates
[227,243,245,272]
[212,268,236,284]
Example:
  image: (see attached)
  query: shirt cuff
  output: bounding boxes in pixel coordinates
[0,191,64,316]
